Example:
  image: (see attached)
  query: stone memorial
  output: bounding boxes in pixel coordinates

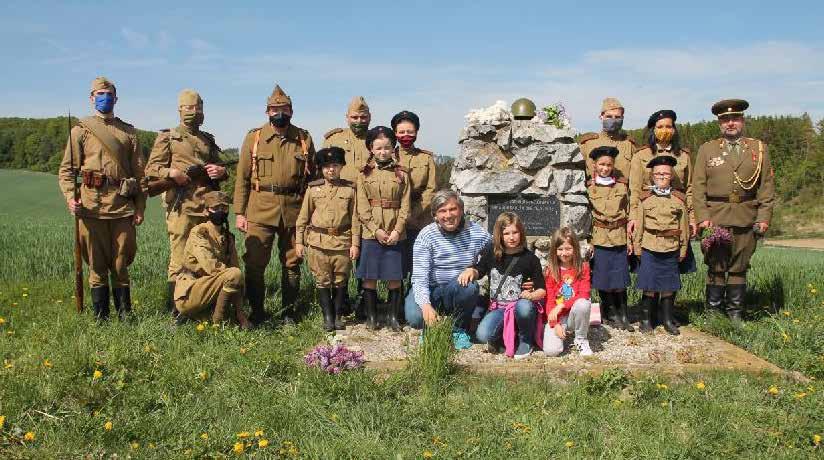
[450,100,590,264]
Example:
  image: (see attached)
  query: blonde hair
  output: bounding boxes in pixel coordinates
[545,227,583,282]
[492,212,526,262]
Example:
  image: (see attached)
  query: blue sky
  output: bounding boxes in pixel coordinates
[1,1,823,155]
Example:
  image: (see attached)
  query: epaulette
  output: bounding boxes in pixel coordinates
[248,126,263,134]
[115,117,134,128]
[616,177,628,184]
[307,179,325,187]
[115,117,136,134]
[394,165,410,174]
[324,128,344,139]
[672,190,687,203]
[418,149,433,156]
[159,128,171,133]
[579,132,599,144]
[640,190,653,201]
[335,178,355,187]
[201,131,215,142]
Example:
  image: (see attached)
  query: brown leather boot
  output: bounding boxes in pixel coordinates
[212,289,233,323]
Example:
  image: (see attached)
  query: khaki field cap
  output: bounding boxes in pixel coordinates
[90,76,116,95]
[267,85,292,107]
[601,97,623,113]
[178,89,203,107]
[347,96,370,114]
[712,99,749,118]
[204,191,231,209]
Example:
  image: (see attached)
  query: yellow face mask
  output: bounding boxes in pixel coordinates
[654,128,674,144]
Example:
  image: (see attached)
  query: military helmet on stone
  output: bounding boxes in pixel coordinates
[589,146,619,161]
[203,191,231,209]
[315,147,346,167]
[267,84,292,107]
[90,76,116,95]
[711,99,749,118]
[511,98,536,119]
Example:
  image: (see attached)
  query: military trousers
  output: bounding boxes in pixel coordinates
[79,216,136,288]
[175,267,243,318]
[307,247,351,288]
[705,226,756,285]
[165,211,208,281]
[243,221,302,285]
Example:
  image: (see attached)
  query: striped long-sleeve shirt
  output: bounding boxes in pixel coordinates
[411,221,491,307]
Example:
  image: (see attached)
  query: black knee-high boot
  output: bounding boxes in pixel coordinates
[638,295,655,333]
[333,286,347,330]
[387,288,402,332]
[599,290,618,326]
[659,295,680,335]
[317,288,335,332]
[363,288,378,330]
[91,286,110,321]
[616,290,633,332]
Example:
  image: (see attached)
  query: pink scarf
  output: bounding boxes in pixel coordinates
[489,300,545,358]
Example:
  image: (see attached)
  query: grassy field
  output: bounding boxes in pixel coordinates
[0,169,822,458]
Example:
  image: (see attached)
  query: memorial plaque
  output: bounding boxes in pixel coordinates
[487,195,560,235]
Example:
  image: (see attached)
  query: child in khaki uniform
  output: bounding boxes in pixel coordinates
[633,155,689,335]
[296,147,360,331]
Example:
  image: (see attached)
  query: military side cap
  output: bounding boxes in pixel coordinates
[90,76,116,95]
[712,99,749,117]
[267,84,292,107]
[601,97,623,113]
[178,89,203,107]
[390,110,420,130]
[347,96,370,114]
[589,146,619,161]
[647,109,677,128]
[315,147,346,167]
[204,191,231,208]
[647,155,678,168]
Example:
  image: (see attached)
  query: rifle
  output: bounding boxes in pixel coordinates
[146,158,238,198]
[69,111,84,313]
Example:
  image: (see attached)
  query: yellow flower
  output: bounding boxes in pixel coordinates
[24,431,35,441]
[3,359,13,369]
[811,288,818,295]
[565,440,575,448]
[814,434,821,446]
[56,299,62,304]
[149,442,156,449]
[237,431,251,439]
[198,371,208,381]
[782,310,791,317]
[660,401,669,407]
[423,451,434,459]
[196,323,206,332]
[254,429,264,437]
[130,441,140,450]
[233,442,245,454]
[43,359,53,369]
[0,317,5,325]
[656,383,668,390]
[200,432,209,440]
[695,381,706,390]
[258,439,269,448]
[22,293,28,298]
[93,370,103,380]
[768,385,780,395]
[104,421,113,431]
[432,435,447,447]
[0,415,5,429]
[795,392,808,400]
[240,347,249,355]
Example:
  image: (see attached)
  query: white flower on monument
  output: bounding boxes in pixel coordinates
[465,100,511,125]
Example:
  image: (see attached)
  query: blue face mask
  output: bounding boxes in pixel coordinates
[94,93,115,114]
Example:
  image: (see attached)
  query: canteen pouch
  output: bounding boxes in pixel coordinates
[118,177,139,198]
[82,170,105,188]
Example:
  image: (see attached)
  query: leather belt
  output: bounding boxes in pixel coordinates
[309,225,348,236]
[707,193,755,203]
[645,228,682,237]
[369,199,400,209]
[254,184,300,195]
[592,218,628,230]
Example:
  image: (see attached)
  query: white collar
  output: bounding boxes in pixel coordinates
[594,175,616,186]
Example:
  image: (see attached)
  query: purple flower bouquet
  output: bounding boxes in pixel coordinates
[699,226,732,254]
[304,344,364,374]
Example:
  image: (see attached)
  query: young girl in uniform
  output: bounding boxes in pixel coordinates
[356,126,411,331]
[543,227,593,356]
[587,146,633,331]
[460,212,546,359]
[633,155,689,335]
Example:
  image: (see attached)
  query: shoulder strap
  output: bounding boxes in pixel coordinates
[79,117,126,164]
[640,190,653,201]
[250,129,262,191]
[671,190,687,203]
[490,256,520,302]
[579,132,598,144]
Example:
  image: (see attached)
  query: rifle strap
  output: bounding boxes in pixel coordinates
[299,132,310,177]
[251,129,261,192]
[79,117,127,171]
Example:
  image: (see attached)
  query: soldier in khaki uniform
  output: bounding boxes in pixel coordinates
[580,97,638,180]
[145,89,228,311]
[633,156,689,335]
[58,77,145,320]
[233,84,316,325]
[174,191,251,328]
[323,97,371,183]
[693,99,775,321]
[391,110,438,279]
[586,146,633,331]
[295,147,360,331]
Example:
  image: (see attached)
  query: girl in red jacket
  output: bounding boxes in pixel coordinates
[543,227,593,356]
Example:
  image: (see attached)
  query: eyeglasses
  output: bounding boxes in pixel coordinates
[652,172,672,177]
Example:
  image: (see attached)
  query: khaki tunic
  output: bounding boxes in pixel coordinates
[629,145,694,223]
[356,162,411,241]
[323,127,370,184]
[580,131,637,180]
[587,178,630,247]
[634,191,689,259]
[396,147,437,232]
[57,116,145,288]
[233,123,316,227]
[145,125,223,280]
[693,137,776,280]
[174,222,242,317]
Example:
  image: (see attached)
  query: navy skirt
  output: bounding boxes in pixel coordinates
[636,249,681,292]
[356,238,405,281]
[591,245,630,290]
[679,243,697,274]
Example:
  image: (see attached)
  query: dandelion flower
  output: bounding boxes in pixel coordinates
[3,359,13,369]
[0,415,5,429]
[254,429,264,437]
[0,317,5,325]
[795,392,807,400]
[43,359,53,369]
[258,439,269,448]
[695,381,706,390]
[233,442,245,454]
[656,383,668,390]
[200,433,208,440]
[130,441,139,450]
[422,451,433,459]
[22,293,28,298]
[782,310,791,317]
[814,434,821,446]
[104,421,113,431]
[24,432,35,441]
[240,347,249,355]
[565,440,575,448]
[768,385,779,395]
[93,370,103,379]
[237,431,250,439]
[196,323,206,332]
[198,371,208,381]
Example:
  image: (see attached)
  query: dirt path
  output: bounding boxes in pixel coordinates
[764,238,824,250]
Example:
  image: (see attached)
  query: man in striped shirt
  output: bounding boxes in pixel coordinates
[405,190,491,329]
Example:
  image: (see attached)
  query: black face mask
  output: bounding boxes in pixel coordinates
[208,210,228,226]
[269,113,291,128]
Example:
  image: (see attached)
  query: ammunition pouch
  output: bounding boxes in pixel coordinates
[117,177,140,198]
[82,171,122,190]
